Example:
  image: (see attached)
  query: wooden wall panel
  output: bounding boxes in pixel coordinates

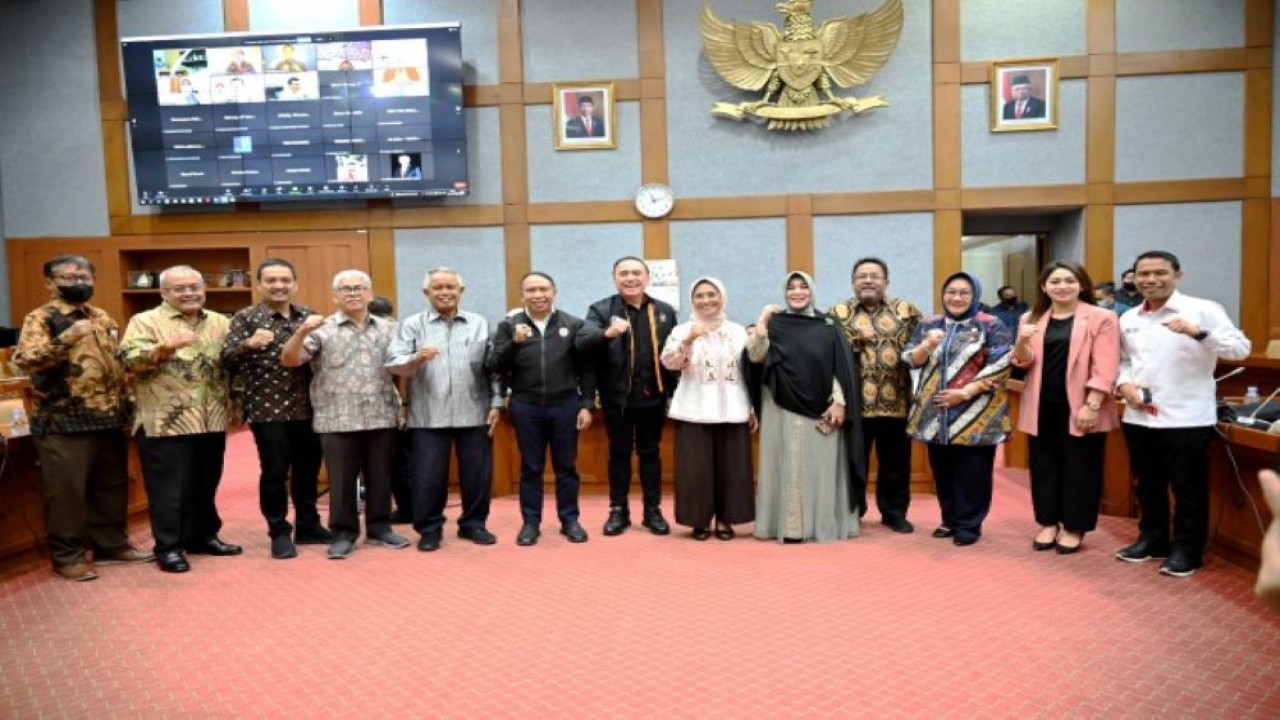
[933,210,962,312]
[785,196,814,275]
[1241,198,1270,344]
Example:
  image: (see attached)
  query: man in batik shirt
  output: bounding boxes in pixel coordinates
[14,254,153,581]
[831,257,922,533]
[121,265,239,573]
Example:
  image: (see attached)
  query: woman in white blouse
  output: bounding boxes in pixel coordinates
[661,277,756,540]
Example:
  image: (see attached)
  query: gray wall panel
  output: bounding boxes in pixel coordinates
[961,80,1086,187]
[1116,0,1244,53]
[118,0,224,37]
[529,224,644,320]
[521,3,638,82]
[664,0,933,197]
[246,0,358,31]
[1113,201,1242,320]
[669,218,786,326]
[1115,73,1244,182]
[961,0,1086,61]
[527,103,642,202]
[813,213,935,313]
[385,0,498,86]
[395,227,507,324]
[0,0,109,238]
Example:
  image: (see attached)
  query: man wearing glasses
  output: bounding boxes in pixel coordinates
[281,270,408,559]
[120,265,239,573]
[831,257,922,533]
[13,255,153,581]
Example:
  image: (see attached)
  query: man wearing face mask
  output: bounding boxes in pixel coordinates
[991,286,1029,333]
[14,255,154,581]
[1115,268,1141,313]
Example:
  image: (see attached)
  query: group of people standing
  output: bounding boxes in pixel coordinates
[13,248,1249,581]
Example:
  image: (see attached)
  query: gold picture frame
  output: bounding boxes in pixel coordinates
[989,58,1059,133]
[553,82,616,150]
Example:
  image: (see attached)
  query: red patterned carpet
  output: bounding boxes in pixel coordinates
[1,431,1278,718]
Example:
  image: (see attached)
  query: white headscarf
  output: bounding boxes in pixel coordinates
[688,276,727,330]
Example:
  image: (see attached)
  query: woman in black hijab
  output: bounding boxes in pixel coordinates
[746,271,864,543]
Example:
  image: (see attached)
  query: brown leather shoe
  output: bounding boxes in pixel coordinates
[54,563,99,582]
[95,547,156,565]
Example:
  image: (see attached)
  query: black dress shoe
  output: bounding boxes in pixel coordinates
[271,534,298,559]
[186,538,243,556]
[1033,539,1057,552]
[516,523,540,547]
[560,521,588,543]
[1115,537,1171,563]
[713,523,735,541]
[883,517,915,534]
[642,507,671,535]
[417,533,442,552]
[692,527,711,541]
[157,551,190,573]
[458,526,498,545]
[603,508,631,536]
[931,526,954,538]
[952,534,979,546]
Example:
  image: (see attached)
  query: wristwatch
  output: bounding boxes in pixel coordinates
[1192,329,1210,341]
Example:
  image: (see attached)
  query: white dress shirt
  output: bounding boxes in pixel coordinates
[1117,291,1251,428]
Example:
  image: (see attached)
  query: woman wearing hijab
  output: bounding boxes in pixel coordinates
[746,271,863,543]
[904,271,1013,546]
[1010,262,1119,554]
[661,278,756,540]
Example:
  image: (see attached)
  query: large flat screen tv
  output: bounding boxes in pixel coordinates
[121,23,467,205]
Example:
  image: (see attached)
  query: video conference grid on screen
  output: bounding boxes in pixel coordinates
[122,24,468,204]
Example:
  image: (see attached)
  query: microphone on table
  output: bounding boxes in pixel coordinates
[1215,367,1245,383]
[1240,387,1280,429]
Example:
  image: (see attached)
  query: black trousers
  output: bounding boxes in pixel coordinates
[509,398,581,525]
[1122,423,1213,557]
[319,429,396,542]
[602,404,665,511]
[926,443,996,542]
[1028,402,1106,532]
[858,416,913,522]
[136,430,227,555]
[249,420,323,538]
[672,421,754,528]
[391,429,414,514]
[33,429,131,567]
[411,426,492,536]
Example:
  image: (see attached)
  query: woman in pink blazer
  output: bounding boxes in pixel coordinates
[1010,262,1120,554]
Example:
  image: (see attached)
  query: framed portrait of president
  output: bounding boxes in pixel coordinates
[553,82,616,150]
[989,59,1059,133]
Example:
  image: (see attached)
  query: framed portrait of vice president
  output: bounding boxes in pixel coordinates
[989,59,1059,133]
[553,82,616,150]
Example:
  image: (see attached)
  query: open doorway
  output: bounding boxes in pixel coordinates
[961,207,1085,317]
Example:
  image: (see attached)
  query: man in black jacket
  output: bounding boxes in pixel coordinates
[579,256,678,536]
[491,272,595,546]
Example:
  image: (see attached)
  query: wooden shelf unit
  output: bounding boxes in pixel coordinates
[7,230,370,324]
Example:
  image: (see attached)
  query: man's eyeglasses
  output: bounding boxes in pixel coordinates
[853,274,885,282]
[336,285,369,295]
[164,283,205,294]
[53,274,94,285]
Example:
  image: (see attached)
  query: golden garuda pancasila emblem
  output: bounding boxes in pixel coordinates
[701,0,904,131]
